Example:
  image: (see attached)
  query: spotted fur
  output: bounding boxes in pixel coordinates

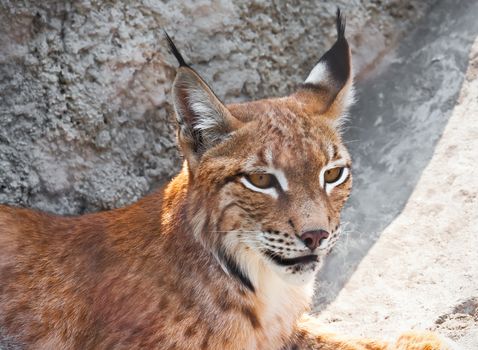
[0,9,458,350]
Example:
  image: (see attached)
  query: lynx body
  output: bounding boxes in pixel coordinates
[0,11,457,350]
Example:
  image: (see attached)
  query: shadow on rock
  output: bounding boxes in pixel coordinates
[315,0,478,310]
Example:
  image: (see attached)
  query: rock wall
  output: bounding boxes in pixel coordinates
[0,0,434,214]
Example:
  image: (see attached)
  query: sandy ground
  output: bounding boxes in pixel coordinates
[314,35,478,349]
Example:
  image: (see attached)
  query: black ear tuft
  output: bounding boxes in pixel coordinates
[310,8,350,91]
[336,7,346,39]
[295,9,353,118]
[164,30,189,67]
[322,8,349,86]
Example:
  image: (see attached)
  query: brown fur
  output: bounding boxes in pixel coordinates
[0,13,455,350]
[0,98,456,350]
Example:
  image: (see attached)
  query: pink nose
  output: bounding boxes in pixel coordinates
[300,230,330,251]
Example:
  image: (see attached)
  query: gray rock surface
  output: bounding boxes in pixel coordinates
[315,0,478,309]
[313,1,478,348]
[0,0,433,214]
[314,7,478,345]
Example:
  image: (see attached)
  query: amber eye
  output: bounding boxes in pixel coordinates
[324,167,344,184]
[246,173,274,189]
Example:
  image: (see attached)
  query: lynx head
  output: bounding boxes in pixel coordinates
[167,10,353,290]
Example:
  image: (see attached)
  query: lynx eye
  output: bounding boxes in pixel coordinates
[240,169,287,199]
[246,173,274,189]
[324,167,344,184]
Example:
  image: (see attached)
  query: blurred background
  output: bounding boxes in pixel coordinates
[1,0,477,348]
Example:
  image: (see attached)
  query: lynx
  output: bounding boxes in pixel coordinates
[0,10,458,350]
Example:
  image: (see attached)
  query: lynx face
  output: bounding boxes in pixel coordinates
[167,14,353,289]
[189,106,352,286]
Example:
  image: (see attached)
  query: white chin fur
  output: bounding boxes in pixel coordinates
[268,259,321,286]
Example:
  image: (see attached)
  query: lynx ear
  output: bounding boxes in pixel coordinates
[165,33,242,170]
[294,9,354,121]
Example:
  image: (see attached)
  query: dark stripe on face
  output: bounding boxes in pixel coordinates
[241,305,260,329]
[332,144,339,160]
[213,174,239,192]
[216,202,250,231]
[217,246,255,293]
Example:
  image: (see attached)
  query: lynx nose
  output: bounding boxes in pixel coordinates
[300,230,329,251]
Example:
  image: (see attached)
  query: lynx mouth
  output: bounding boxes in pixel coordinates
[264,250,318,266]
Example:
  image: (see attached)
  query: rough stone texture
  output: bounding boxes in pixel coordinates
[0,0,434,214]
[432,298,478,349]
